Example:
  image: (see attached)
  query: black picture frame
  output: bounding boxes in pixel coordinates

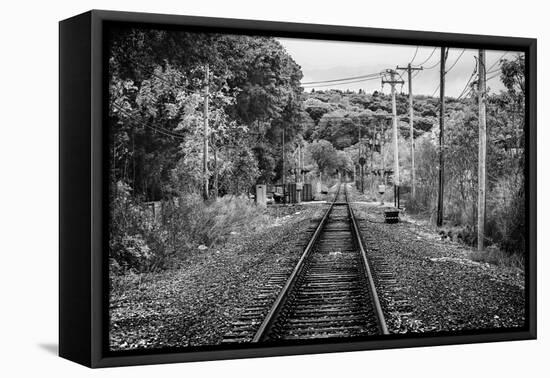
[59,9,537,368]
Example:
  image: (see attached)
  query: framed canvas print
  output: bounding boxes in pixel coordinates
[59,10,536,368]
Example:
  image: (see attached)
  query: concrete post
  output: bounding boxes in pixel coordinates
[256,184,267,207]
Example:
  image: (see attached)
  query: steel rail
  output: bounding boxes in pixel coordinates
[251,184,342,343]
[345,186,389,334]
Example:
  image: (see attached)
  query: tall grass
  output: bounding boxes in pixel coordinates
[407,169,525,267]
[162,194,271,249]
[469,247,524,269]
[109,184,272,274]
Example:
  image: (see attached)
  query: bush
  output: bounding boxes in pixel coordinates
[109,183,272,274]
[161,193,271,250]
[109,182,158,272]
[487,172,525,255]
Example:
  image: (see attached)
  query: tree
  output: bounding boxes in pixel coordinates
[307,140,337,176]
[108,28,305,200]
[334,151,354,177]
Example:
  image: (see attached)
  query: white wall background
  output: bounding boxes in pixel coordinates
[0,0,546,376]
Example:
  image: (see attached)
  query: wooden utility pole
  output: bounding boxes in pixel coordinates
[436,48,448,227]
[298,144,302,183]
[381,121,387,185]
[477,49,487,251]
[370,124,374,191]
[203,65,209,200]
[301,144,305,183]
[212,135,219,198]
[382,70,404,188]
[359,126,364,193]
[282,127,286,203]
[397,64,423,198]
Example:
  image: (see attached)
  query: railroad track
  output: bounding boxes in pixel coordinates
[248,183,388,342]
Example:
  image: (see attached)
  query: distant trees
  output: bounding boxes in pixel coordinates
[300,58,526,258]
[308,140,337,176]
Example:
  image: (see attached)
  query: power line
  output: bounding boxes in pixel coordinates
[409,46,420,65]
[301,72,382,85]
[457,84,475,101]
[456,73,477,100]
[302,75,382,88]
[487,51,509,72]
[464,87,475,99]
[456,57,479,100]
[430,83,440,97]
[445,49,466,74]
[414,47,437,66]
[424,58,441,70]
[111,102,187,140]
[486,72,501,82]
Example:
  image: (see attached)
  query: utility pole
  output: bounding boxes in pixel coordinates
[381,120,387,185]
[302,146,306,183]
[359,126,364,193]
[203,64,209,200]
[282,127,286,203]
[397,63,423,198]
[436,48,448,227]
[370,124,374,192]
[298,144,302,183]
[302,145,306,183]
[382,70,404,189]
[212,135,219,198]
[300,145,302,182]
[477,49,487,251]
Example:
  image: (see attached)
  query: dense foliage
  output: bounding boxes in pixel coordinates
[107,27,526,273]
[108,28,304,201]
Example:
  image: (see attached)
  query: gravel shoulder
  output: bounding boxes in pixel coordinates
[110,184,526,349]
[349,188,525,334]
[109,204,325,351]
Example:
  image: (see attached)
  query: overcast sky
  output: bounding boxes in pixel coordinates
[278,38,522,97]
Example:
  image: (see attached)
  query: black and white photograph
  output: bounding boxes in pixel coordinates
[106,23,528,353]
[3,0,548,374]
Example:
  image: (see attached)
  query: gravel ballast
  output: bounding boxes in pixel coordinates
[109,204,325,351]
[110,186,526,350]
[350,193,525,334]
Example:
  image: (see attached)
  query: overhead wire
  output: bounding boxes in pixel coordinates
[456,64,478,100]
[427,48,448,96]
[409,46,420,65]
[486,72,502,82]
[424,58,441,70]
[414,47,437,67]
[487,51,509,72]
[454,52,509,100]
[302,75,382,88]
[301,71,382,85]
[111,102,187,140]
[445,49,466,73]
[430,84,440,97]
